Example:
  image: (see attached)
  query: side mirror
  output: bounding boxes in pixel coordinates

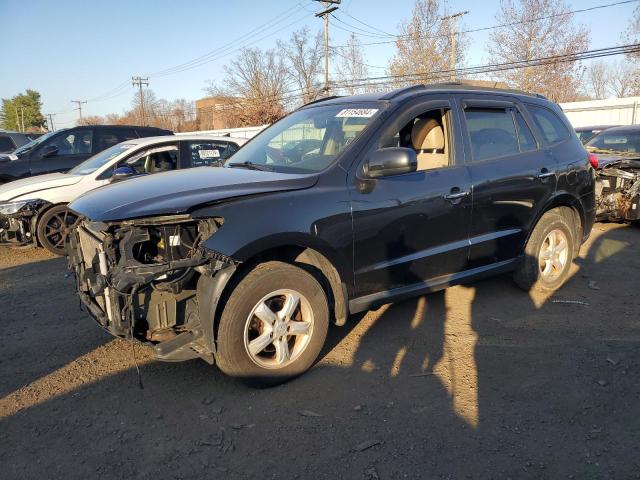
[41,145,59,158]
[110,166,137,183]
[365,147,417,178]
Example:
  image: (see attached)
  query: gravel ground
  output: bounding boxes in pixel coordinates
[0,222,639,479]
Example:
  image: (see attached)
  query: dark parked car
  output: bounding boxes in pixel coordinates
[575,125,617,144]
[584,125,640,222]
[0,131,31,153]
[0,125,173,183]
[67,83,596,385]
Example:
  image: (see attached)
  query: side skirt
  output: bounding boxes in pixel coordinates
[348,257,519,314]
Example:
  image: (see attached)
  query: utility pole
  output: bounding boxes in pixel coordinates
[71,100,87,122]
[20,108,25,132]
[45,113,56,131]
[132,76,149,125]
[14,105,21,132]
[314,0,340,95]
[442,11,468,81]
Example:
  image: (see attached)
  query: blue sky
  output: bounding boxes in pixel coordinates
[0,0,635,127]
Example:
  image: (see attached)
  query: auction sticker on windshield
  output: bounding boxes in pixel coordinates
[336,108,378,118]
[198,149,220,159]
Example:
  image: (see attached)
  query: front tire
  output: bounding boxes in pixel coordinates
[514,209,576,292]
[36,205,78,255]
[215,261,329,386]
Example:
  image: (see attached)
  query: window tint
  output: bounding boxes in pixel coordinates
[464,108,519,161]
[187,140,237,167]
[514,109,537,151]
[0,136,15,153]
[527,104,569,143]
[47,130,93,156]
[96,129,136,150]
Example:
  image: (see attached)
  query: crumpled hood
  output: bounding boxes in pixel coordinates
[69,167,318,222]
[595,153,640,169]
[0,172,83,202]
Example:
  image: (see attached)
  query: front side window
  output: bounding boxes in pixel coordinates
[527,104,570,144]
[121,144,178,175]
[225,103,382,173]
[465,108,520,161]
[187,140,237,167]
[380,107,450,171]
[48,130,93,156]
[0,136,15,153]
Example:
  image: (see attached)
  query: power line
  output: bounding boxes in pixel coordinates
[332,0,640,48]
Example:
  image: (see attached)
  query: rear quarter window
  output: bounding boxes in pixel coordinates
[526,104,570,144]
[0,136,16,152]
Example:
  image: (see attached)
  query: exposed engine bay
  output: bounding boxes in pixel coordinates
[595,159,640,222]
[0,199,49,244]
[67,214,237,363]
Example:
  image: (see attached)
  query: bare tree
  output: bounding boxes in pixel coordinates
[609,60,638,98]
[335,33,370,95]
[278,27,323,105]
[585,60,610,100]
[387,0,467,87]
[207,47,288,126]
[77,115,105,126]
[487,0,589,102]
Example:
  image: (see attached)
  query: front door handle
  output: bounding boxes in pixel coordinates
[443,189,470,201]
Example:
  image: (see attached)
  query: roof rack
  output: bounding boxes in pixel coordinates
[424,81,547,99]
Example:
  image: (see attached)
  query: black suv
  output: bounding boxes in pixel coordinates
[0,125,173,183]
[0,131,31,154]
[67,83,595,385]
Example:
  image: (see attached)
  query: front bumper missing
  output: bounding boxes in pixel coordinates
[0,200,49,245]
[67,219,236,363]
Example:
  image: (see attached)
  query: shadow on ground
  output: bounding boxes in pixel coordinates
[0,224,638,479]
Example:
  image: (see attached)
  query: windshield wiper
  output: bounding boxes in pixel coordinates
[227,161,274,171]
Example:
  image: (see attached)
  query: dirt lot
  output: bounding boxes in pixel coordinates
[0,223,639,479]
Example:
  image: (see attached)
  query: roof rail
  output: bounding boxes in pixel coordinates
[424,80,547,99]
[300,95,343,108]
[379,84,426,100]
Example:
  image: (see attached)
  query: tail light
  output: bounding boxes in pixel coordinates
[588,153,599,169]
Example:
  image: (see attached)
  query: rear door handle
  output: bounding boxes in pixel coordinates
[537,169,555,179]
[443,190,470,201]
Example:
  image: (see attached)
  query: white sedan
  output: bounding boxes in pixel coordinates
[0,134,246,254]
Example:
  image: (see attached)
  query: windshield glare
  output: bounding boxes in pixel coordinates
[68,143,134,175]
[12,130,59,155]
[225,103,382,173]
[586,131,640,153]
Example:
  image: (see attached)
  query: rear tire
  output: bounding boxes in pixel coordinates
[215,261,329,387]
[514,209,576,292]
[36,205,78,256]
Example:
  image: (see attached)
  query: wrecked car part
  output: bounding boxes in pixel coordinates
[595,159,640,222]
[68,215,234,364]
[0,199,49,244]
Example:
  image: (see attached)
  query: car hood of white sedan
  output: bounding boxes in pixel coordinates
[0,173,84,202]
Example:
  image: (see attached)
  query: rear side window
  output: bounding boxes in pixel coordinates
[0,136,15,152]
[464,108,520,161]
[527,104,570,144]
[96,129,136,150]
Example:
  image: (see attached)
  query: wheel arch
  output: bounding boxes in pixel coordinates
[529,192,584,257]
[32,201,66,247]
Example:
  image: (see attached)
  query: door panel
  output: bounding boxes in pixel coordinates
[351,167,472,297]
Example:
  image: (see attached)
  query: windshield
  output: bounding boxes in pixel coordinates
[225,103,382,173]
[68,143,134,175]
[586,131,640,154]
[12,130,59,155]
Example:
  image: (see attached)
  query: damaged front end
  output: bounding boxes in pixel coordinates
[0,199,49,245]
[67,214,238,364]
[595,158,640,222]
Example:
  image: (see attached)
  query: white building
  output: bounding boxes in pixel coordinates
[559,97,640,128]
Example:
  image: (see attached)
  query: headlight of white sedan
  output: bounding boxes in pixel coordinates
[0,200,38,216]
